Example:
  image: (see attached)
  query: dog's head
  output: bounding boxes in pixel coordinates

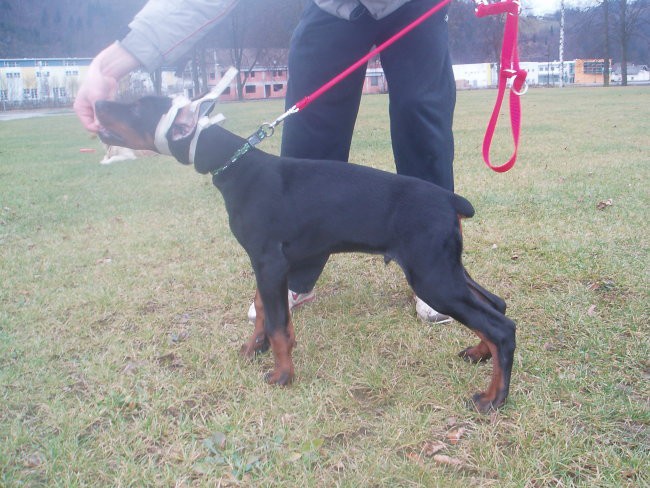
[96,96,218,164]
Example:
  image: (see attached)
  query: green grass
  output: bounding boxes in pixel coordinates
[1,86,648,487]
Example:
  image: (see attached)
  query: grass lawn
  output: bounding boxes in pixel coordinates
[0,86,648,487]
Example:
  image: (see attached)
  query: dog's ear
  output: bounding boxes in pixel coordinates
[169,122,195,142]
[168,98,217,142]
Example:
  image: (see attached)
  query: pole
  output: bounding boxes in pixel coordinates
[560,0,564,88]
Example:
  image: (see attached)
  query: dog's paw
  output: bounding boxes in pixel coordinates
[458,346,492,364]
[239,334,269,359]
[468,392,505,414]
[264,368,294,386]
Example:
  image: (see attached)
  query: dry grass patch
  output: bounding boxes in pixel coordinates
[1,87,648,486]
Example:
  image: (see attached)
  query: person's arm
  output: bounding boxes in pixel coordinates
[122,0,239,72]
[75,0,238,132]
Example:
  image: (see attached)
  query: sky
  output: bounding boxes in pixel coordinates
[525,0,598,15]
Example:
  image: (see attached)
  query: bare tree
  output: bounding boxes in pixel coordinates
[620,0,629,84]
[201,0,301,100]
[603,0,611,86]
[611,0,648,85]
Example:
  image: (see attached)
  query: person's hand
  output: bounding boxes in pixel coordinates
[74,42,140,133]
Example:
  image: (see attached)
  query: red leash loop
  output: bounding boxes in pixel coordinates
[275,0,526,173]
[475,0,527,172]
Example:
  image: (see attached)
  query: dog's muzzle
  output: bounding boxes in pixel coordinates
[153,67,238,161]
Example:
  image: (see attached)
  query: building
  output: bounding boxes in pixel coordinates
[453,63,495,89]
[574,59,609,85]
[0,55,640,110]
[611,63,650,84]
[0,58,91,108]
[534,60,575,86]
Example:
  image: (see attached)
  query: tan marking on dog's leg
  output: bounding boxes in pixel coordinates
[265,315,296,386]
[471,331,505,412]
[459,337,492,363]
[240,290,269,358]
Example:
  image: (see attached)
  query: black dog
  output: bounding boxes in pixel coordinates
[95,96,516,412]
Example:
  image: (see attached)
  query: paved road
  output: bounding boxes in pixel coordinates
[0,108,74,122]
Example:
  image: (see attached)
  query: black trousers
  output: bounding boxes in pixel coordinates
[282,0,456,293]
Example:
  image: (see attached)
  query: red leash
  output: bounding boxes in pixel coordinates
[475,0,527,172]
[263,0,527,173]
[294,0,453,111]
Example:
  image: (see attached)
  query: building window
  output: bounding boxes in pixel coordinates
[370,76,379,86]
[210,72,216,80]
[583,62,604,74]
[0,90,7,100]
[65,70,79,76]
[222,87,231,95]
[273,83,283,92]
[23,88,38,99]
[6,72,21,79]
[250,71,256,78]
[245,85,256,94]
[53,87,67,98]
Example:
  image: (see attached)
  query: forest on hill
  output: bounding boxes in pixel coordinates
[1,0,647,66]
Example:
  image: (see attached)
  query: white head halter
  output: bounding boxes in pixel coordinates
[153,67,238,162]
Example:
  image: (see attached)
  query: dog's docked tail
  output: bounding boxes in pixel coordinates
[452,194,475,219]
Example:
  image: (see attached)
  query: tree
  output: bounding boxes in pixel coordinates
[614,0,650,85]
[603,0,611,86]
[581,0,649,85]
[199,0,301,100]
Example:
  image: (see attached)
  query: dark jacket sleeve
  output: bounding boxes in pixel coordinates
[120,0,239,71]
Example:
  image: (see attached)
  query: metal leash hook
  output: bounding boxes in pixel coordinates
[512,80,528,96]
[246,123,274,147]
[268,105,300,130]
[243,105,300,151]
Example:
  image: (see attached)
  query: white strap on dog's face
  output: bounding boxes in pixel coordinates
[153,67,238,158]
[188,66,238,115]
[188,113,225,164]
[154,95,190,155]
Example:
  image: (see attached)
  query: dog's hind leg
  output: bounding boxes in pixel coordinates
[407,264,515,412]
[464,270,507,314]
[251,254,296,386]
[458,270,509,364]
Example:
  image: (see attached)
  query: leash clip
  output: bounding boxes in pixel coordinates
[512,80,528,96]
[269,105,300,129]
[247,123,274,146]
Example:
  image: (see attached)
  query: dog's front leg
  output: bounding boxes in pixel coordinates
[252,261,295,386]
[240,290,270,358]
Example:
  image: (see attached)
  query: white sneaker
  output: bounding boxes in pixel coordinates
[247,290,316,323]
[415,296,452,324]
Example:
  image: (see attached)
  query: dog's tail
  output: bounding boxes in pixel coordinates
[452,194,475,219]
